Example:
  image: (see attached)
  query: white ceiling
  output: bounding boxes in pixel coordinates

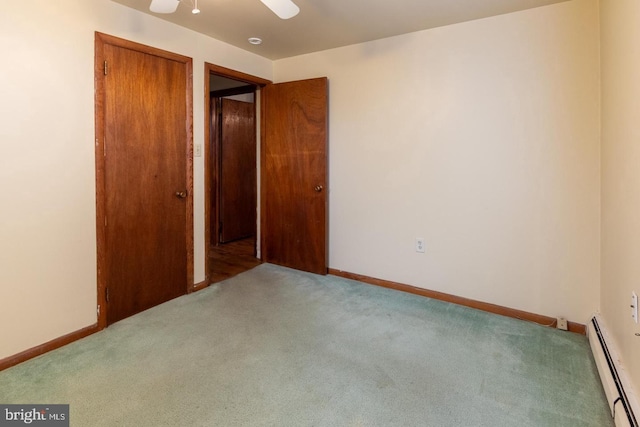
[112,0,570,60]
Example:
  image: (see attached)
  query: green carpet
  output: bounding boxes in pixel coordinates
[0,264,612,426]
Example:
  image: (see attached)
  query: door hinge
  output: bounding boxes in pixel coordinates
[97,304,100,316]
[104,60,108,76]
[105,287,110,303]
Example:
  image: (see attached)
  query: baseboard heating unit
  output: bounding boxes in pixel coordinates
[588,315,639,427]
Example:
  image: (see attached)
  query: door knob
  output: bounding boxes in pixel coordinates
[314,185,323,192]
[175,191,187,199]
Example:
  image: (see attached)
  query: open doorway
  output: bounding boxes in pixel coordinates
[204,64,271,284]
[204,63,329,285]
[209,77,258,282]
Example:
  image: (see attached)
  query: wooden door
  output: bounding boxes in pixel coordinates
[219,98,256,243]
[262,78,328,275]
[96,34,193,325]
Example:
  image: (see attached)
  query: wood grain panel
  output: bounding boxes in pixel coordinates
[262,78,328,275]
[96,33,193,325]
[220,98,257,243]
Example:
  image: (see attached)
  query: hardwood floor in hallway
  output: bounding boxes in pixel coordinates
[208,237,262,284]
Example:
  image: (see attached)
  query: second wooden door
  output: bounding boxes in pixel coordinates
[262,78,328,275]
[219,98,257,243]
[98,35,192,325]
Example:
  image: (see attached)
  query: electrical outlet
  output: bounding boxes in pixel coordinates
[557,317,568,331]
[195,144,202,157]
[415,238,425,253]
[632,292,638,324]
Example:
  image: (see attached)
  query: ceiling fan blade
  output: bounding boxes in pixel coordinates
[259,0,300,19]
[150,0,180,14]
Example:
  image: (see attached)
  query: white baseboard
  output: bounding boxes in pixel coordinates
[588,314,639,427]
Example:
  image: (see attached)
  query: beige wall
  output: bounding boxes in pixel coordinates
[0,0,614,376]
[0,0,272,360]
[274,0,600,322]
[600,0,640,399]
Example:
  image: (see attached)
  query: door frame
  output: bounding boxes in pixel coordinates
[203,63,271,288]
[95,32,194,329]
[211,87,257,247]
